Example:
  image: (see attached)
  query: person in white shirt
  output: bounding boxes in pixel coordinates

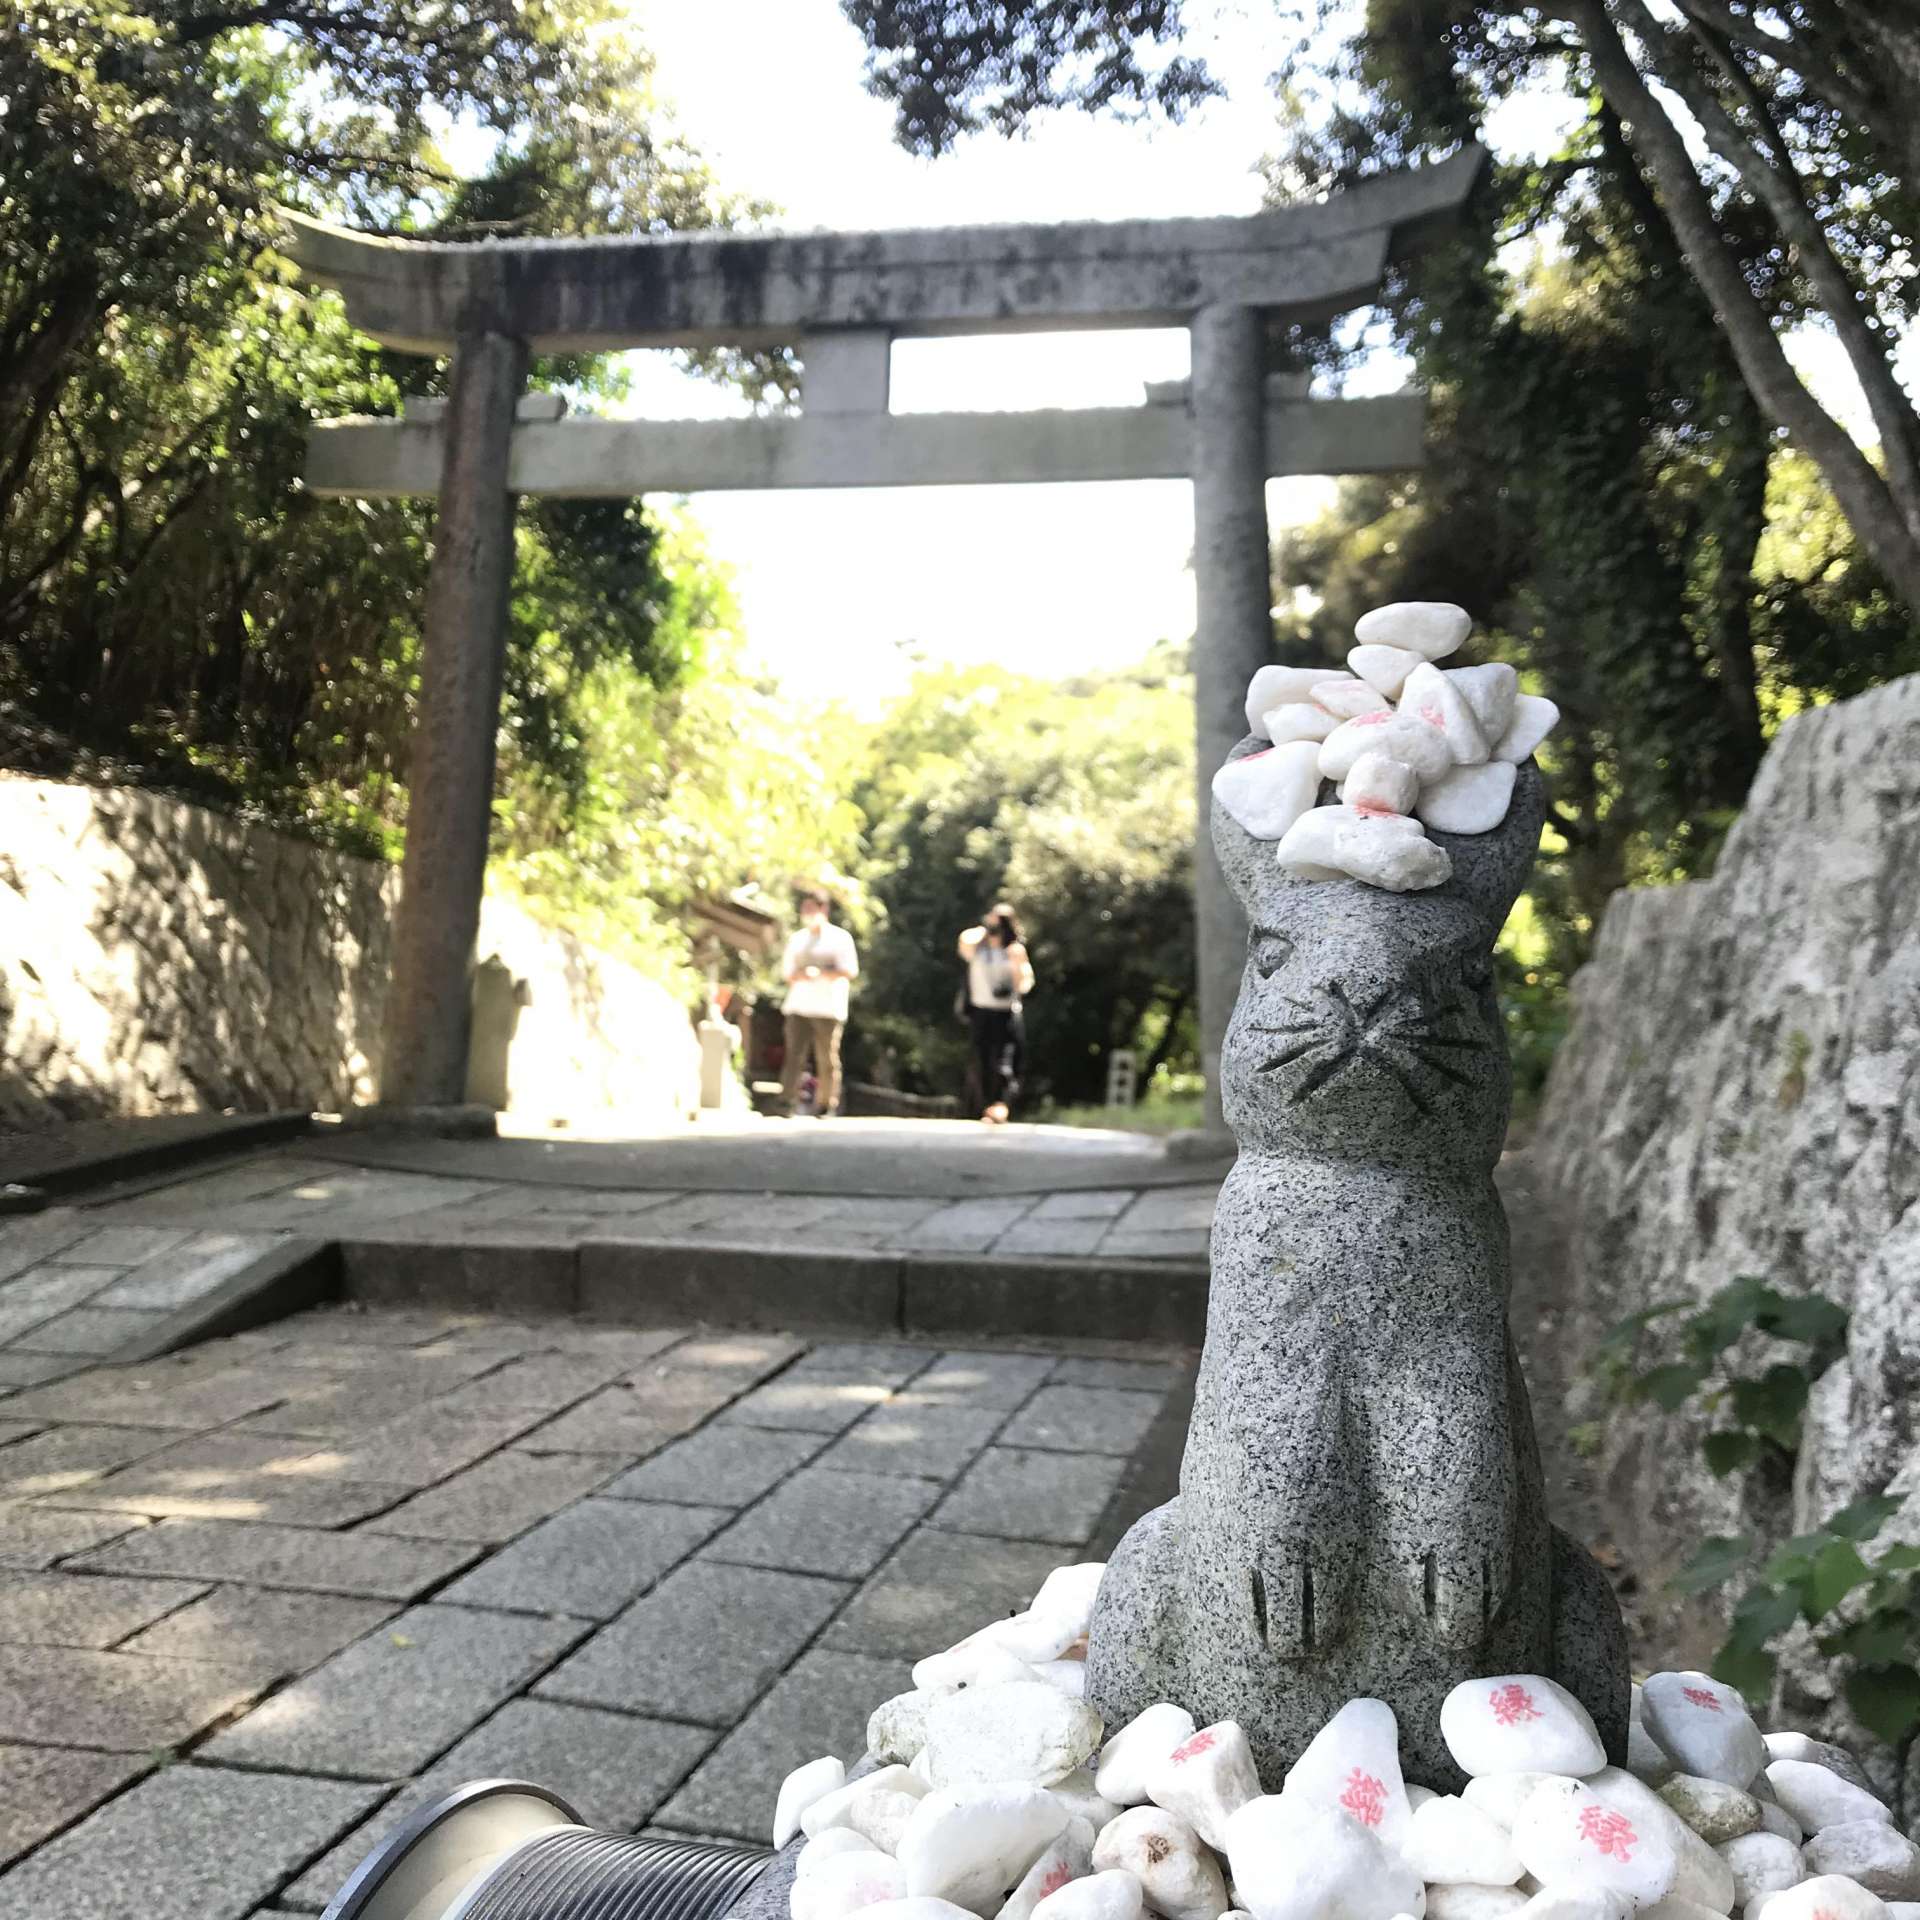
[780,890,859,1117]
[957,901,1035,1124]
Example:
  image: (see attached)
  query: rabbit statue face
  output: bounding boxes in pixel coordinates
[1214,738,1549,1177]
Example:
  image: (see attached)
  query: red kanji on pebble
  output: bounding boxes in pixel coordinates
[1577,1806,1637,1861]
[1490,1683,1542,1726]
[1420,703,1445,727]
[1171,1729,1218,1763]
[1682,1686,1722,1712]
[1353,710,1392,726]
[1040,1864,1073,1897]
[1339,1769,1388,1827]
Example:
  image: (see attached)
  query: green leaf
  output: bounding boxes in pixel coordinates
[1763,1532,1829,1585]
[1844,1664,1920,1745]
[1728,1581,1802,1645]
[1703,1429,1765,1476]
[1728,1365,1809,1446]
[1672,1535,1755,1594]
[1805,1538,1873,1619]
[1692,1278,1779,1358]
[1712,1637,1778,1705]
[1596,1301,1691,1361]
[1819,1615,1913,1665]
[1755,1292,1849,1350]
[1827,1494,1902,1542]
[1636,1363,1710,1411]
[1875,1544,1920,1572]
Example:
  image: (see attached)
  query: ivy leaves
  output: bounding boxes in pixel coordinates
[1610,1282,1920,1744]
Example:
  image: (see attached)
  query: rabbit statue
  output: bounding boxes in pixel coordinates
[1084,736,1629,1790]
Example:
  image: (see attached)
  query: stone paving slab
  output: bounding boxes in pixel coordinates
[438,1496,728,1619]
[282,1697,720,1912]
[120,1586,397,1677]
[0,1763,383,1920]
[906,1351,1056,1408]
[654,1648,913,1844]
[324,1406,551,1488]
[930,1444,1131,1545]
[0,1353,79,1390]
[0,1503,145,1571]
[1051,1356,1184,1392]
[998,1383,1164,1455]
[0,1744,148,1871]
[204,1603,579,1779]
[0,1569,207,1648]
[602,1424,825,1509]
[536,1558,849,1726]
[718,1375,901,1435]
[11,1305,168,1356]
[820,1527,1067,1660]
[814,1403,1004,1481]
[0,1422,176,1499]
[89,1233,284,1308]
[70,1516,475,1598]
[0,1642,267,1749]
[365,1447,622,1542]
[703,1465,939,1578]
[0,1362,295,1430]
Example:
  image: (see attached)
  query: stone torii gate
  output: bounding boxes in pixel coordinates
[279,149,1481,1126]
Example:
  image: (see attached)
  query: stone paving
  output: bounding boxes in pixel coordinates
[0,1249,1187,1920]
[67,1146,1218,1264]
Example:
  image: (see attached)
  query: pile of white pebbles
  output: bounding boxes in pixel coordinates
[1212,601,1560,892]
[770,1561,1918,1920]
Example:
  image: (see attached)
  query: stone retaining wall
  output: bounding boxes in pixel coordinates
[1522,673,1920,1796]
[0,775,698,1128]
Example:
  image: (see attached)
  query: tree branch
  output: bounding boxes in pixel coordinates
[1562,0,1920,611]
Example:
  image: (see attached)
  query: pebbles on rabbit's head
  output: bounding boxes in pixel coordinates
[1216,602,1560,892]
[771,1567,1905,1920]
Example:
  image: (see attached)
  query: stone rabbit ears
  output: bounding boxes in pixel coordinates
[1212,733,1548,937]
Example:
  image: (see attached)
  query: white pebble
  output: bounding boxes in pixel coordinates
[1281,1698,1413,1850]
[1407,1784,1439,1813]
[1032,1872,1145,1920]
[1714,1832,1804,1907]
[801,1831,888,1878]
[1764,1761,1894,1835]
[1805,1823,1920,1898]
[1263,703,1339,746]
[1225,1792,1423,1920]
[1641,1898,1729,1920]
[1585,1768,1735,1913]
[1142,1719,1262,1851]
[1400,662,1490,765]
[1349,643,1424,701]
[853,1789,929,1856]
[1628,1721,1674,1786]
[806,1769,928,1841]
[1318,711,1455,784]
[1425,1889,1529,1920]
[1462,1774,1560,1832]
[1091,1807,1228,1920]
[1404,1794,1525,1887]
[1212,741,1326,843]
[1276,805,1451,892]
[1095,1704,1196,1807]
[1512,1888,1633,1920]
[1441,1679,1607,1782]
[1030,1565,1106,1639]
[998,1821,1094,1920]
[924,1682,1102,1790]
[1313,679,1393,720]
[1031,1660,1088,1699]
[1344,751,1419,818]
[862,1902,983,1920]
[1749,1876,1891,1920]
[1246,666,1351,736]
[1658,1775,1760,1846]
[978,1612,1085,1665]
[914,1644,1037,1693]
[900,1784,1069,1916]
[1416,760,1516,835]
[1754,1800,1806,1845]
[1446,663,1518,743]
[1052,1771,1123,1835]
[779,1756,849,1847]
[1492,694,1559,764]
[1640,1675,1766,1790]
[1761,1735,1874,1796]
[1355,601,1471,661]
[872,1692,950,1766]
[792,1853,909,1920]
[1510,1776,1679,1909]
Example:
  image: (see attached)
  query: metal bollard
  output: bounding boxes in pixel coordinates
[322,1780,776,1920]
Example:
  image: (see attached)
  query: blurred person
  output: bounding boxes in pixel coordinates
[780,890,858,1116]
[957,902,1034,1124]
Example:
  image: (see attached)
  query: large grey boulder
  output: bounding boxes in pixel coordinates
[1086,736,1629,1790]
[1519,673,1920,1815]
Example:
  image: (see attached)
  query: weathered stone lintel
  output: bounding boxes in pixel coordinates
[275,148,1483,354]
[303,393,1427,499]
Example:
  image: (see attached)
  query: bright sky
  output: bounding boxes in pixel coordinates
[612,0,1364,711]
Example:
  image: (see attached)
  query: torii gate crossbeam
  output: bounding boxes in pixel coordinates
[279,148,1483,1129]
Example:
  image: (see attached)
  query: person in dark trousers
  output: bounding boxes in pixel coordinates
[780,890,858,1117]
[957,902,1035,1124]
